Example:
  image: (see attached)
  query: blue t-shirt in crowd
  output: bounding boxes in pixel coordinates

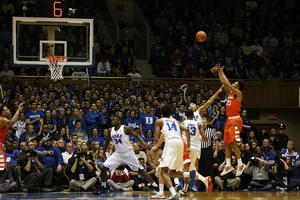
[87,137,103,146]
[95,158,105,169]
[5,149,21,166]
[45,118,57,133]
[139,113,157,135]
[124,117,140,130]
[25,109,44,133]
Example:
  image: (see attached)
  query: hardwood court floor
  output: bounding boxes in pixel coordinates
[2,191,300,200]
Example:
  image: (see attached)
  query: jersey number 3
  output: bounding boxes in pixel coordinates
[188,125,196,136]
[166,122,178,131]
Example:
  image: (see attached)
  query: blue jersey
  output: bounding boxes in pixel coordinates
[7,135,18,143]
[124,118,140,130]
[25,109,44,133]
[145,137,154,144]
[99,137,106,147]
[87,137,103,146]
[5,149,21,166]
[45,118,57,133]
[139,114,157,135]
[95,158,105,169]
[129,133,146,143]
[21,134,37,143]
[281,149,300,167]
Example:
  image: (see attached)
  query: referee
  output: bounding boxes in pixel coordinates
[198,117,219,191]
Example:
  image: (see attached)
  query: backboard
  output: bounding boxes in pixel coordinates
[11,17,95,68]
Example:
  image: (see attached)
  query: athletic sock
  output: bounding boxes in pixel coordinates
[169,187,176,195]
[101,182,106,188]
[237,158,243,166]
[226,158,231,166]
[159,184,164,194]
[174,178,180,185]
[183,183,189,192]
[183,172,189,178]
[196,173,207,186]
[152,182,158,187]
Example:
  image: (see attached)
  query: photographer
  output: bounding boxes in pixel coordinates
[70,152,97,191]
[273,156,294,191]
[107,163,134,191]
[18,149,53,192]
[244,155,272,191]
[214,155,241,191]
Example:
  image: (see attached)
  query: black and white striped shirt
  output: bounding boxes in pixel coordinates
[200,127,218,148]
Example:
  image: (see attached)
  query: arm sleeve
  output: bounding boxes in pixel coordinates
[97,63,101,74]
[55,148,63,165]
[36,150,45,158]
[100,113,105,125]
[81,118,87,131]
[263,161,270,171]
[244,166,252,175]
[85,113,92,125]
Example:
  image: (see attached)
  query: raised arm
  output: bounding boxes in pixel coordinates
[198,85,223,114]
[0,103,23,128]
[211,64,242,101]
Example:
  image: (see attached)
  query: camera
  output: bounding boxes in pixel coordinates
[275,155,286,164]
[250,154,261,165]
[25,150,37,157]
[74,151,84,158]
[250,154,260,161]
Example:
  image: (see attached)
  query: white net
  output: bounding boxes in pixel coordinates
[45,56,68,81]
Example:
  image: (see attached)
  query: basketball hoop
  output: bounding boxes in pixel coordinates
[45,56,68,81]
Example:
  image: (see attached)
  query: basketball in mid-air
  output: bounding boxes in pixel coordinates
[195,31,207,43]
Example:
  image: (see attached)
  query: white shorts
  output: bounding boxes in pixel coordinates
[159,139,183,170]
[103,150,144,172]
[189,146,199,171]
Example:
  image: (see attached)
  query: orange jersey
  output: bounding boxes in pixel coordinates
[226,92,241,117]
[0,117,8,143]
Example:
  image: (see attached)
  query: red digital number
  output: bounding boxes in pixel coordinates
[53,1,62,17]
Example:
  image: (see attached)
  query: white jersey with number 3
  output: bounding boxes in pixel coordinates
[182,120,201,147]
[193,110,203,125]
[111,125,133,153]
[161,118,181,142]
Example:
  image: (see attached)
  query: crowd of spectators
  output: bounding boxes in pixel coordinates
[137,0,300,80]
[1,0,300,80]
[0,78,298,193]
[0,0,299,194]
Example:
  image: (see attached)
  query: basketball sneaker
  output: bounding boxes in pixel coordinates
[191,184,198,191]
[92,187,108,195]
[236,164,246,176]
[179,189,187,196]
[168,194,179,200]
[174,183,182,191]
[220,166,234,176]
[206,176,213,194]
[151,193,165,199]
